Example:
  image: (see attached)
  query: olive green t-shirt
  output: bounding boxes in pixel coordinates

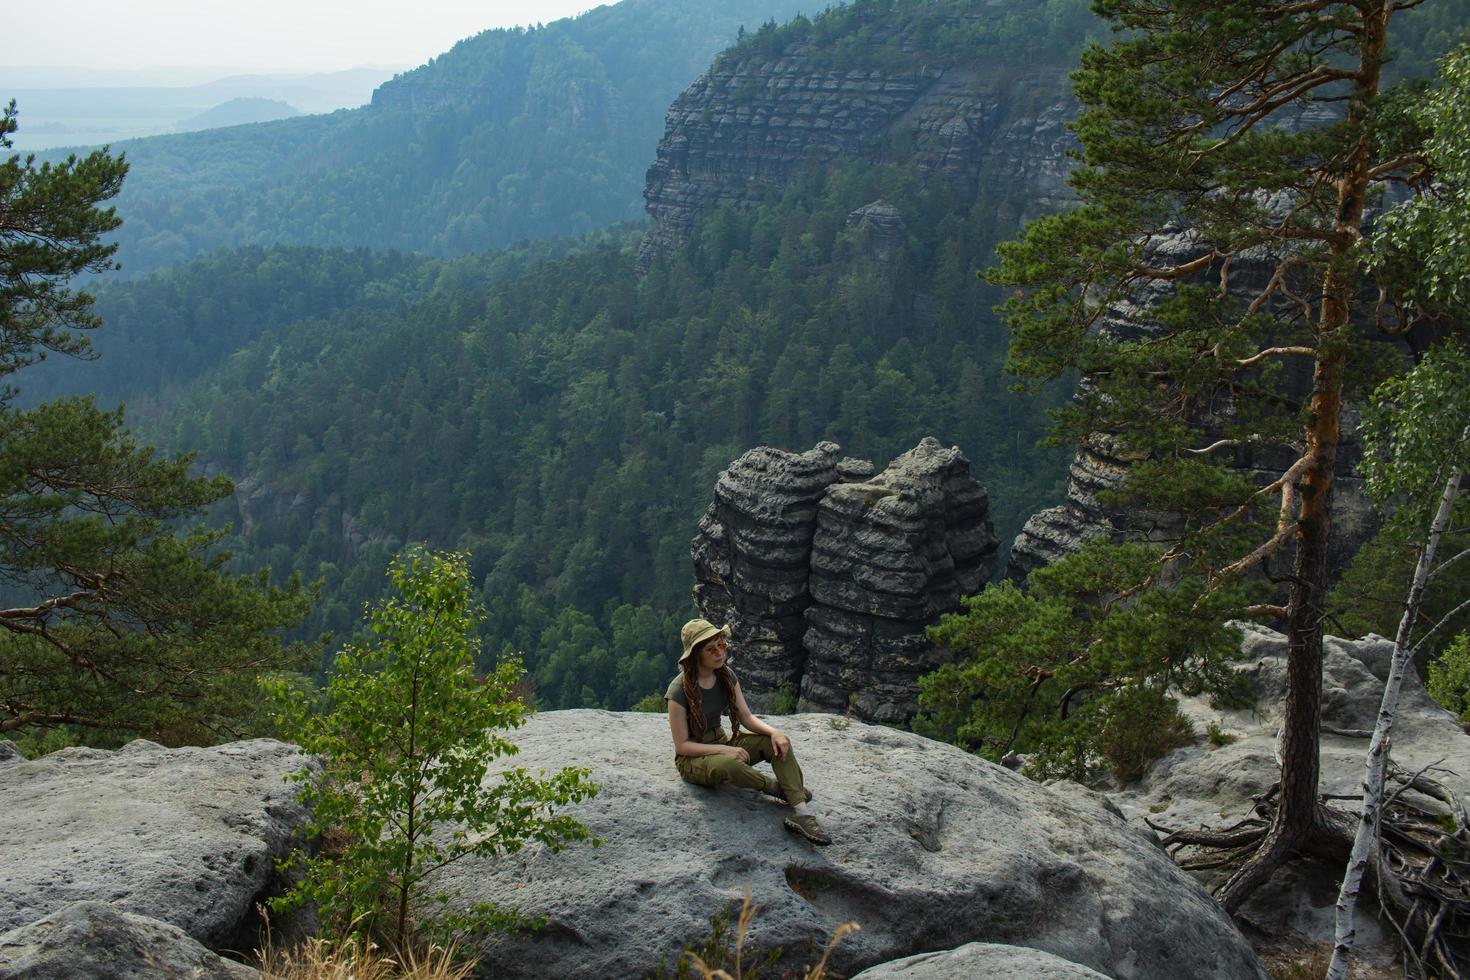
[665,670,738,742]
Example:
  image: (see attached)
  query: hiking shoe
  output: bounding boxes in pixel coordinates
[761,777,813,803]
[784,813,832,846]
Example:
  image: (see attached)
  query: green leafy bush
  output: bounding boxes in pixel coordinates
[1428,633,1470,726]
[1206,720,1238,748]
[632,691,667,713]
[1094,686,1194,783]
[266,550,597,950]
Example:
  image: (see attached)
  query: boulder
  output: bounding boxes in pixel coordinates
[851,941,1110,978]
[1111,626,1470,968]
[438,710,1266,980]
[0,738,315,951]
[0,741,21,764]
[0,901,259,980]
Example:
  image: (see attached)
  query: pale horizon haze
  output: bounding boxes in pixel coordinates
[14,1,604,76]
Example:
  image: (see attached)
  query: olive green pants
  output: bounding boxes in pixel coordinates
[676,730,807,807]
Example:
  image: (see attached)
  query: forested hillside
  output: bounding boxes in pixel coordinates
[67,0,812,277]
[21,0,1470,715]
[132,160,1067,709]
[23,231,627,409]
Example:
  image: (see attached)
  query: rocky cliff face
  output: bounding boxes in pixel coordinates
[639,9,1076,265]
[692,438,998,723]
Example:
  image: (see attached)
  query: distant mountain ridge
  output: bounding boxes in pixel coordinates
[176,98,301,133]
[4,69,392,152]
[62,0,814,277]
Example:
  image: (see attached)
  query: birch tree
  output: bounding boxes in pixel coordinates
[1327,345,1470,980]
[1328,38,1470,971]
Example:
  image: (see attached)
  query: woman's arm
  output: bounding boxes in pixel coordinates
[668,699,748,760]
[732,681,790,759]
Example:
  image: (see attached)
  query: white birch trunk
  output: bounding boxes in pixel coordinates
[1326,463,1463,980]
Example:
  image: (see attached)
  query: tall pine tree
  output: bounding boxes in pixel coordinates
[981,1,1461,911]
[0,102,312,746]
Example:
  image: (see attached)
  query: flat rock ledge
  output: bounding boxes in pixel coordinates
[0,738,315,952]
[0,902,259,980]
[440,710,1266,980]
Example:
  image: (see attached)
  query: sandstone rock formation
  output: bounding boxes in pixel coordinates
[0,738,314,953]
[692,438,998,722]
[844,200,908,265]
[850,942,1111,979]
[692,442,848,697]
[0,902,259,980]
[639,16,1074,266]
[1112,626,1470,972]
[439,709,1267,980]
[802,439,998,721]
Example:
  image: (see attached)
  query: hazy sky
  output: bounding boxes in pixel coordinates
[15,1,602,74]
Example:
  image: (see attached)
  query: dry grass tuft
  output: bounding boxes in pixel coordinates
[256,936,477,980]
[683,884,859,980]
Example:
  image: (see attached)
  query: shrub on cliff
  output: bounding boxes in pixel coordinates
[266,550,597,952]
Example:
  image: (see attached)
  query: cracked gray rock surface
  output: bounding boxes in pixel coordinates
[0,738,314,950]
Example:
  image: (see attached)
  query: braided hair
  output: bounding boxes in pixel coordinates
[680,639,742,743]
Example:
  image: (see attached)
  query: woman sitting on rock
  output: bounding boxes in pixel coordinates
[665,618,831,845]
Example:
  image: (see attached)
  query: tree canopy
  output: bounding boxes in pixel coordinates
[0,104,312,748]
[96,159,1070,710]
[0,100,126,386]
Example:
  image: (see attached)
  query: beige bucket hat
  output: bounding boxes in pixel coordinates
[679,618,731,663]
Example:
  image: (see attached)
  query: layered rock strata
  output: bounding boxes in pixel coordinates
[803,439,998,721]
[693,438,997,722]
[845,200,908,265]
[691,442,856,697]
[639,15,1075,265]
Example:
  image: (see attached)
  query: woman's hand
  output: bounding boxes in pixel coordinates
[770,730,791,761]
[725,745,751,764]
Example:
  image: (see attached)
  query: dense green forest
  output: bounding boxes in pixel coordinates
[110,161,1066,709]
[724,0,1098,68]
[14,0,1470,716]
[46,0,813,277]
[22,232,628,409]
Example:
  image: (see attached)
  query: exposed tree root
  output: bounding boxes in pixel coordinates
[1148,766,1470,978]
